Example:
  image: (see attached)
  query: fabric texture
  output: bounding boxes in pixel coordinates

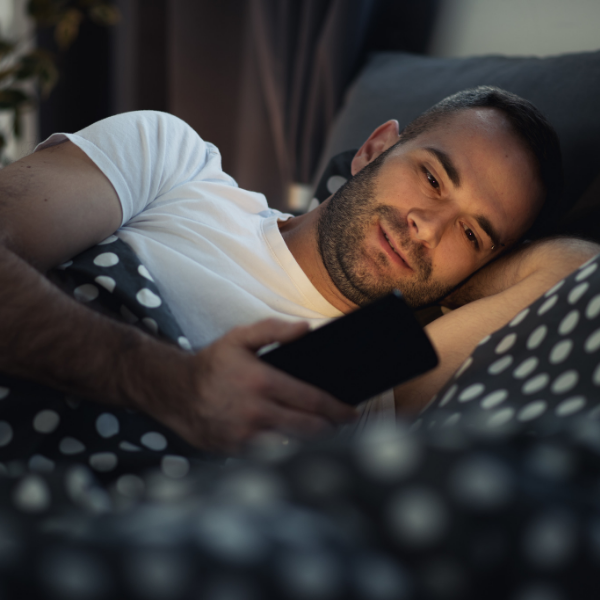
[36,111,341,350]
[417,253,600,436]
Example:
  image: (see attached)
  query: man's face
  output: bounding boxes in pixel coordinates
[317,108,544,307]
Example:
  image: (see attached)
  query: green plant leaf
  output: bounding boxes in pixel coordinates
[54,8,84,50]
[14,49,59,96]
[0,89,30,110]
[27,0,64,26]
[0,68,17,84]
[89,4,120,26]
[0,40,16,60]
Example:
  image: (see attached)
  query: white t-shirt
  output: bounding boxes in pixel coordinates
[36,111,343,349]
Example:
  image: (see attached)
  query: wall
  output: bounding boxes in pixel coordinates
[429,0,600,58]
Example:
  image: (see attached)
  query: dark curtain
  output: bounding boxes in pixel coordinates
[234,0,439,210]
[38,0,439,210]
[235,0,382,210]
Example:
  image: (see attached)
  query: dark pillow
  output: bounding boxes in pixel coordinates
[318,51,600,224]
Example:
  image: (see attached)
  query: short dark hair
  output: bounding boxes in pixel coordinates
[397,86,563,239]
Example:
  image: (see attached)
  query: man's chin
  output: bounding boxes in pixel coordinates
[394,280,456,309]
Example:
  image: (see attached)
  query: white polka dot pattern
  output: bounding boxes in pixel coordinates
[576,262,597,281]
[488,355,513,375]
[136,288,162,308]
[96,413,119,438]
[93,252,119,267]
[0,421,12,447]
[538,295,558,315]
[94,275,116,292]
[89,452,118,472]
[558,310,579,335]
[74,284,99,302]
[59,437,85,455]
[13,475,50,512]
[527,325,547,349]
[518,400,547,422]
[142,318,158,333]
[555,396,586,416]
[141,432,167,451]
[551,371,578,394]
[458,383,485,402]
[388,487,447,546]
[586,294,600,319]
[522,374,549,395]
[549,339,573,364]
[480,389,508,409]
[33,410,60,434]
[137,265,154,281]
[454,357,473,378]
[513,357,538,379]
[487,407,515,428]
[495,333,517,354]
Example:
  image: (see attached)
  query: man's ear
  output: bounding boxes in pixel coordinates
[350,120,401,176]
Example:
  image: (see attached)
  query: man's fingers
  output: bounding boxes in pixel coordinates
[254,402,335,439]
[229,318,311,352]
[259,363,358,425]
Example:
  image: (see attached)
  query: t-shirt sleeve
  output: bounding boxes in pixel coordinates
[34,110,235,227]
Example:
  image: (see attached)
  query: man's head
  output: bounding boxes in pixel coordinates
[317,86,562,308]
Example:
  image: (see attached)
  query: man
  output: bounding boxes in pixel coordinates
[0,87,597,453]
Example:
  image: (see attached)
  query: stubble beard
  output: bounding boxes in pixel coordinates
[316,164,455,308]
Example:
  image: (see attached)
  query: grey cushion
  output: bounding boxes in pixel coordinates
[320,51,600,218]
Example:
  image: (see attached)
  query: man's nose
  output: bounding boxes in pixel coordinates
[407,209,448,249]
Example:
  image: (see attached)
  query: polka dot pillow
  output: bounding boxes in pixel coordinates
[49,234,191,349]
[417,253,600,435]
[0,236,216,486]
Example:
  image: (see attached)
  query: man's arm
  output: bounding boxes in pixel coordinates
[394,237,600,414]
[0,142,356,453]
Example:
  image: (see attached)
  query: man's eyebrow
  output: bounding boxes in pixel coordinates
[475,214,503,250]
[424,147,461,187]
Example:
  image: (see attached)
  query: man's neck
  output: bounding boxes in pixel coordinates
[278,202,357,314]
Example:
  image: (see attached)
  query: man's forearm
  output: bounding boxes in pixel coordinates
[395,237,600,414]
[0,244,192,411]
[442,237,598,308]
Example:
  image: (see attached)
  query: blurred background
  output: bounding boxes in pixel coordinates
[1,0,600,210]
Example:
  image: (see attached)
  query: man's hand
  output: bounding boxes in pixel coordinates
[145,319,357,454]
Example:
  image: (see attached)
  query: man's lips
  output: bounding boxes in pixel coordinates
[378,224,413,271]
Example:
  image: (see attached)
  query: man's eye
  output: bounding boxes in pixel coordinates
[423,168,439,190]
[462,223,479,249]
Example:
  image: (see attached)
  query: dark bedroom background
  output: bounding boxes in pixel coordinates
[37,0,439,210]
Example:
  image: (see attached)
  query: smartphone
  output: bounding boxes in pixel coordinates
[259,290,438,405]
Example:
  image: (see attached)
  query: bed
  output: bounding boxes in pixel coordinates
[1,49,600,599]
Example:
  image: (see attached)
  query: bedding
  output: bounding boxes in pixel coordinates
[0,218,599,599]
[1,235,217,486]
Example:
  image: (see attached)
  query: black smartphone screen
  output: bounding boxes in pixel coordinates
[259,290,438,405]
